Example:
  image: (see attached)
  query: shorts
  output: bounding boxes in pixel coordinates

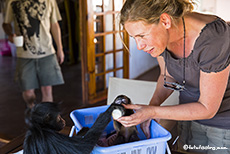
[15,54,64,91]
[177,121,230,154]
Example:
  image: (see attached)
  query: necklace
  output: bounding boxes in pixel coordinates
[182,17,186,85]
[163,17,186,91]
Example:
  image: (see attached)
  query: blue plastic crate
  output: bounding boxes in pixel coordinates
[70,105,171,154]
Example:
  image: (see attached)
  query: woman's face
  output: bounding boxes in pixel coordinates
[124,20,169,57]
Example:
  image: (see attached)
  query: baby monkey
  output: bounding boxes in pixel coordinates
[110,95,139,145]
[23,102,117,154]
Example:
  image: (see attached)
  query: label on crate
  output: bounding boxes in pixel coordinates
[116,145,158,154]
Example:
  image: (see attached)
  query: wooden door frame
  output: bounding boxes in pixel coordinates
[79,0,129,104]
[79,0,88,103]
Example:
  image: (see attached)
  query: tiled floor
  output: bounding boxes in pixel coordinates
[0,55,160,149]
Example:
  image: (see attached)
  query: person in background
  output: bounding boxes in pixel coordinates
[2,0,65,108]
[117,0,230,153]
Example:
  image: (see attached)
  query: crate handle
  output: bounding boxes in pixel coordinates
[69,126,76,137]
[166,142,171,154]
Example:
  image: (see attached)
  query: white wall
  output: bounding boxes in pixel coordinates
[198,0,230,21]
[215,0,230,21]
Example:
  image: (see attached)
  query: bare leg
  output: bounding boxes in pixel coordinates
[41,86,53,102]
[23,89,36,108]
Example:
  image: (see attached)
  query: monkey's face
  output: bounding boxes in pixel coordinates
[114,95,131,105]
[44,114,66,131]
[113,95,133,117]
[55,114,66,131]
[27,102,66,131]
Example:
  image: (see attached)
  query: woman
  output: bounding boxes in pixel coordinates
[117,0,230,153]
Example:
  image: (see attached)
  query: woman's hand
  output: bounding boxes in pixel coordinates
[116,104,155,127]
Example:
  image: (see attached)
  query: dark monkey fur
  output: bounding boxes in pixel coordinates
[23,102,116,154]
[111,95,139,145]
[23,95,139,154]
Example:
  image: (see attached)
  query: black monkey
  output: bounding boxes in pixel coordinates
[112,95,139,145]
[23,102,116,154]
[99,95,139,146]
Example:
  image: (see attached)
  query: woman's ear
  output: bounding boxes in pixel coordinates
[160,13,171,29]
